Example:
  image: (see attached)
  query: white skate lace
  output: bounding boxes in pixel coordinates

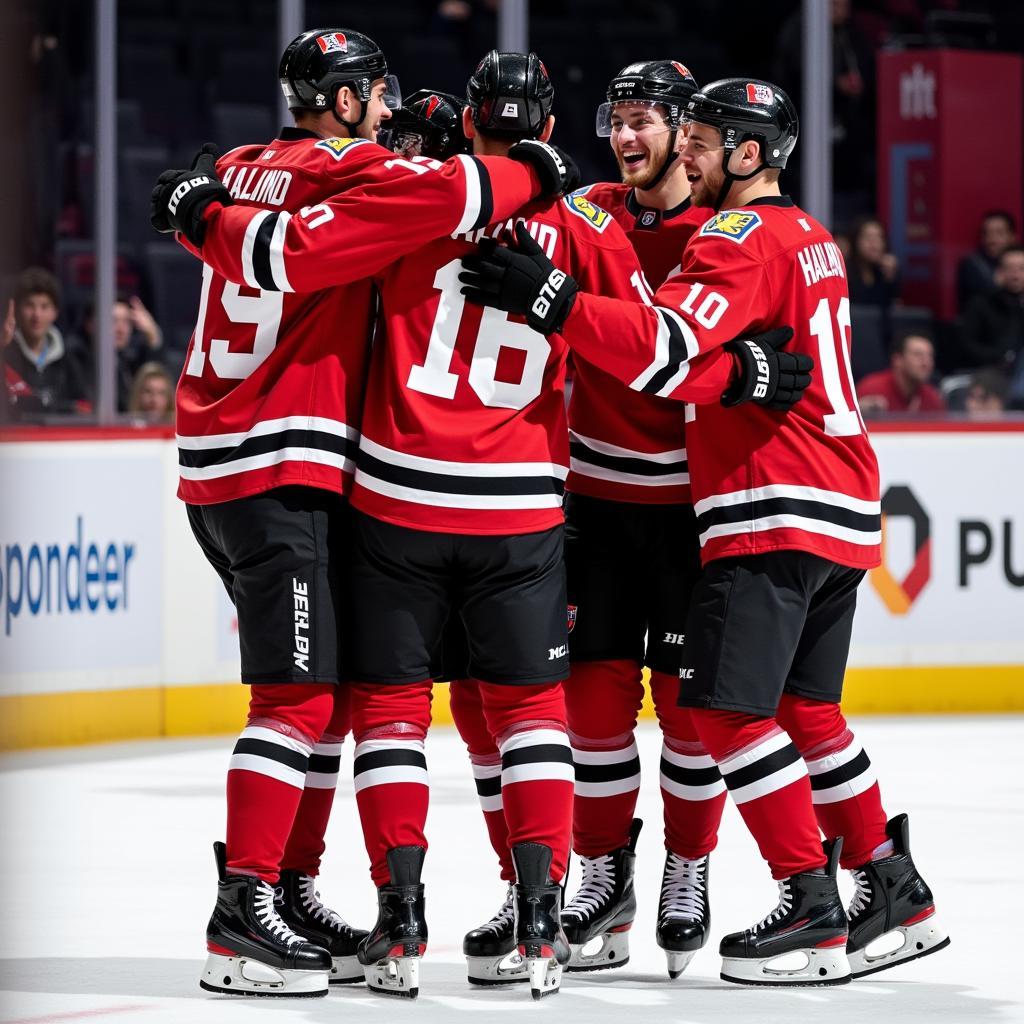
[298,874,353,933]
[479,889,516,936]
[752,879,794,932]
[562,854,615,923]
[847,869,872,920]
[256,882,305,945]
[660,853,707,922]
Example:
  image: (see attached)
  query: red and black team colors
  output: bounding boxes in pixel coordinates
[460,75,949,988]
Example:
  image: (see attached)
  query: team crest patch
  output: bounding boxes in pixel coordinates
[564,190,612,232]
[316,32,348,54]
[746,82,774,105]
[567,605,578,634]
[315,136,370,160]
[699,210,763,244]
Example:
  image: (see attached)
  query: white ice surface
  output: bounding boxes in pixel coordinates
[0,716,1021,1024]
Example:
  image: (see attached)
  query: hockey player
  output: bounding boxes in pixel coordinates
[378,89,470,160]
[557,60,727,980]
[150,28,578,1000]
[460,78,949,987]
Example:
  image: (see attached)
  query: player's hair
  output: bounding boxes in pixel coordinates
[890,331,934,357]
[998,243,1024,264]
[14,267,61,308]
[981,210,1017,233]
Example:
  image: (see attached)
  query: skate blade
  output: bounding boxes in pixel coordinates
[850,914,950,979]
[663,949,696,980]
[200,952,329,997]
[363,952,421,999]
[721,947,851,987]
[467,950,528,985]
[328,954,364,985]
[526,955,563,1000]
[566,929,630,973]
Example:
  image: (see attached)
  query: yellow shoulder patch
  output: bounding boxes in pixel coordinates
[698,209,763,244]
[564,190,612,233]
[314,137,371,161]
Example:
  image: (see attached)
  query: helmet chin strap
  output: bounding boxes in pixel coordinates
[330,83,369,135]
[641,128,679,190]
[712,144,768,211]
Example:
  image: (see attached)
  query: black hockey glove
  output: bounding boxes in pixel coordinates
[150,143,232,247]
[507,140,581,199]
[720,327,813,411]
[460,221,579,336]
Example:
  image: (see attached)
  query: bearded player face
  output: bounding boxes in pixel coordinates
[681,120,728,207]
[609,102,678,189]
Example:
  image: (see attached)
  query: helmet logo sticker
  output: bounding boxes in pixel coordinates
[424,94,442,117]
[314,93,326,106]
[502,102,519,117]
[670,61,691,79]
[746,82,774,104]
[316,32,348,55]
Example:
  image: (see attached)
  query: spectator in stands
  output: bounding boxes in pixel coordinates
[958,245,1024,377]
[128,361,174,424]
[964,370,1008,417]
[70,294,164,411]
[957,211,1018,312]
[848,216,901,310]
[2,267,89,415]
[857,332,946,415]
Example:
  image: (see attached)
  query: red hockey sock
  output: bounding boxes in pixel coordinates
[280,687,351,876]
[692,707,825,880]
[450,679,514,883]
[350,680,432,887]
[565,660,643,856]
[776,694,889,868]
[481,682,573,883]
[651,672,727,859]
[226,683,335,883]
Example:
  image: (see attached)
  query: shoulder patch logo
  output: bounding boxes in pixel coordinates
[315,136,370,161]
[564,191,612,233]
[699,210,763,244]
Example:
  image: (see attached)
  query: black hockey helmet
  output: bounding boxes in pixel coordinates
[466,50,554,138]
[597,60,699,190]
[596,60,699,137]
[279,28,401,131]
[379,89,469,161]
[684,77,798,208]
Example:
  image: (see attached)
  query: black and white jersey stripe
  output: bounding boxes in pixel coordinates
[229,725,312,789]
[305,739,343,790]
[352,737,428,792]
[355,436,567,511]
[571,741,642,798]
[569,430,689,488]
[693,484,882,549]
[629,307,700,398]
[806,740,876,805]
[499,728,574,786]
[718,730,807,804]
[471,760,503,813]
[239,155,494,293]
[177,416,359,482]
[659,744,726,801]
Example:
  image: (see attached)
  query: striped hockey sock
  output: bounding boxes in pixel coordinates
[659,737,727,858]
[279,733,344,877]
[694,709,825,880]
[570,733,642,857]
[469,752,515,882]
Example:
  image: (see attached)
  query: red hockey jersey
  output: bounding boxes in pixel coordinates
[349,190,648,535]
[565,183,708,504]
[174,131,543,504]
[561,196,882,569]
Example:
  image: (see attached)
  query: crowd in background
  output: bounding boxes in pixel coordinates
[2,0,1024,424]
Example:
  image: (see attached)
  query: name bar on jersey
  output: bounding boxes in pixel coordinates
[354,436,567,511]
[693,483,881,548]
[568,430,689,488]
[177,415,359,481]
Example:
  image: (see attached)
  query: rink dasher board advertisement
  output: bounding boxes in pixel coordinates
[851,429,1024,668]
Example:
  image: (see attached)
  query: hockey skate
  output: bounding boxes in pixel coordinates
[719,839,851,987]
[847,814,950,978]
[277,870,368,984]
[199,842,331,998]
[463,886,527,985]
[562,818,641,972]
[358,846,427,999]
[657,850,710,979]
[512,842,571,1000]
